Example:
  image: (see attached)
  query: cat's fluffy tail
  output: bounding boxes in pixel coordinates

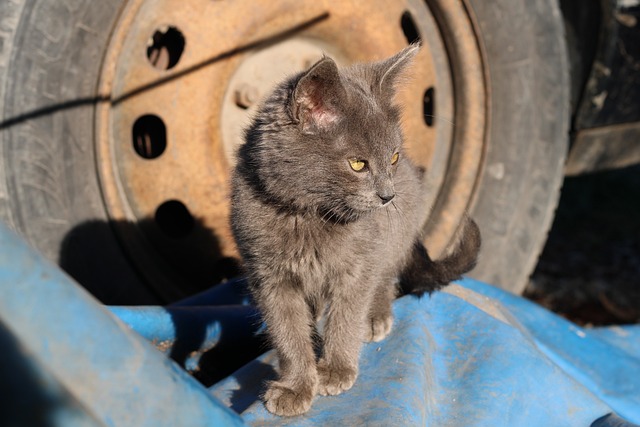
[399,217,481,295]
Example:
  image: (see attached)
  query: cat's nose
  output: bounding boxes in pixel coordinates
[378,192,395,205]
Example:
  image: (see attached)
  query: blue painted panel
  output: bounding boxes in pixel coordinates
[0,222,245,427]
[461,279,640,423]
[108,305,259,373]
[1,220,639,426]
[210,284,630,426]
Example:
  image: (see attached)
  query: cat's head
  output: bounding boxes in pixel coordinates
[240,44,419,222]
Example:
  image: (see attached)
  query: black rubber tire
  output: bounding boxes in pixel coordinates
[0,0,158,304]
[0,0,569,299]
[464,0,570,292]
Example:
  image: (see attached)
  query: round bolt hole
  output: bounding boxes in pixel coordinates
[401,11,421,44]
[132,114,167,159]
[423,87,435,127]
[155,200,194,239]
[147,26,185,70]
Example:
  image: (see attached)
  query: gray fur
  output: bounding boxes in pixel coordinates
[230,45,480,416]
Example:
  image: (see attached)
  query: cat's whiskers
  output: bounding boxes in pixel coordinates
[389,199,409,231]
[384,206,394,249]
[333,207,346,224]
[422,114,456,127]
[319,208,334,227]
[399,113,455,131]
[318,200,355,226]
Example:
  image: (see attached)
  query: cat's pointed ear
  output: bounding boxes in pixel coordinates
[374,43,420,95]
[292,57,346,134]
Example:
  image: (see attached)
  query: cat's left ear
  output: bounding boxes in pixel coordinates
[292,57,347,134]
[374,43,420,96]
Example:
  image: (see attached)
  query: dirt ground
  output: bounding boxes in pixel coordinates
[525,164,640,326]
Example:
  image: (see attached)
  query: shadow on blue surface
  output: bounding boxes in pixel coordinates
[0,222,639,426]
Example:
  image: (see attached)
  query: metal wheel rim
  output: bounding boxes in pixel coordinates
[95,0,486,300]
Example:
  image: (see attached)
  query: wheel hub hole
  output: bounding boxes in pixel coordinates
[132,114,167,159]
[423,87,435,127]
[401,11,421,44]
[155,200,194,239]
[147,26,185,70]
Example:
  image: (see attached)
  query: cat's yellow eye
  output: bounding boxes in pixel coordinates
[391,152,400,165]
[349,159,367,172]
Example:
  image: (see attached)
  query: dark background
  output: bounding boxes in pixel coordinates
[525,164,640,325]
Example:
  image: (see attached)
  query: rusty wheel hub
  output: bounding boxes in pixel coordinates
[95,0,485,300]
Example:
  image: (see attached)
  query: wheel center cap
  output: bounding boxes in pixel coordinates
[221,38,338,164]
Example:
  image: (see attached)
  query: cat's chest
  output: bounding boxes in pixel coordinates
[271,216,367,276]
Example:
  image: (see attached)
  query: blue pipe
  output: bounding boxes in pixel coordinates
[0,222,245,427]
[109,304,261,373]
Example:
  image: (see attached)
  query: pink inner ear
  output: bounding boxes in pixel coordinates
[298,84,340,131]
[309,102,339,129]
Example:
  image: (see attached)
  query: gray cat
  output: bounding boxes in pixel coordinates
[231,44,481,416]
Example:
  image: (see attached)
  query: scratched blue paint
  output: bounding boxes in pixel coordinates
[1,220,639,426]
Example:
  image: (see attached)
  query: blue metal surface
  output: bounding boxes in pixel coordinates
[208,282,640,426]
[1,220,639,426]
[0,222,244,427]
[462,279,640,424]
[108,305,259,373]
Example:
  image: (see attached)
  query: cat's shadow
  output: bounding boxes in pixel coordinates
[58,217,269,398]
[58,217,240,305]
[225,356,278,414]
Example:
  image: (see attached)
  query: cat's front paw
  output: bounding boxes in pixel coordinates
[263,380,316,417]
[317,360,357,396]
[365,313,393,342]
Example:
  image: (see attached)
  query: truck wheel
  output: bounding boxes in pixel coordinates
[0,0,569,301]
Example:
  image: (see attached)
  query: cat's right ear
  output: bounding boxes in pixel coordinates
[373,43,420,97]
[292,58,347,134]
